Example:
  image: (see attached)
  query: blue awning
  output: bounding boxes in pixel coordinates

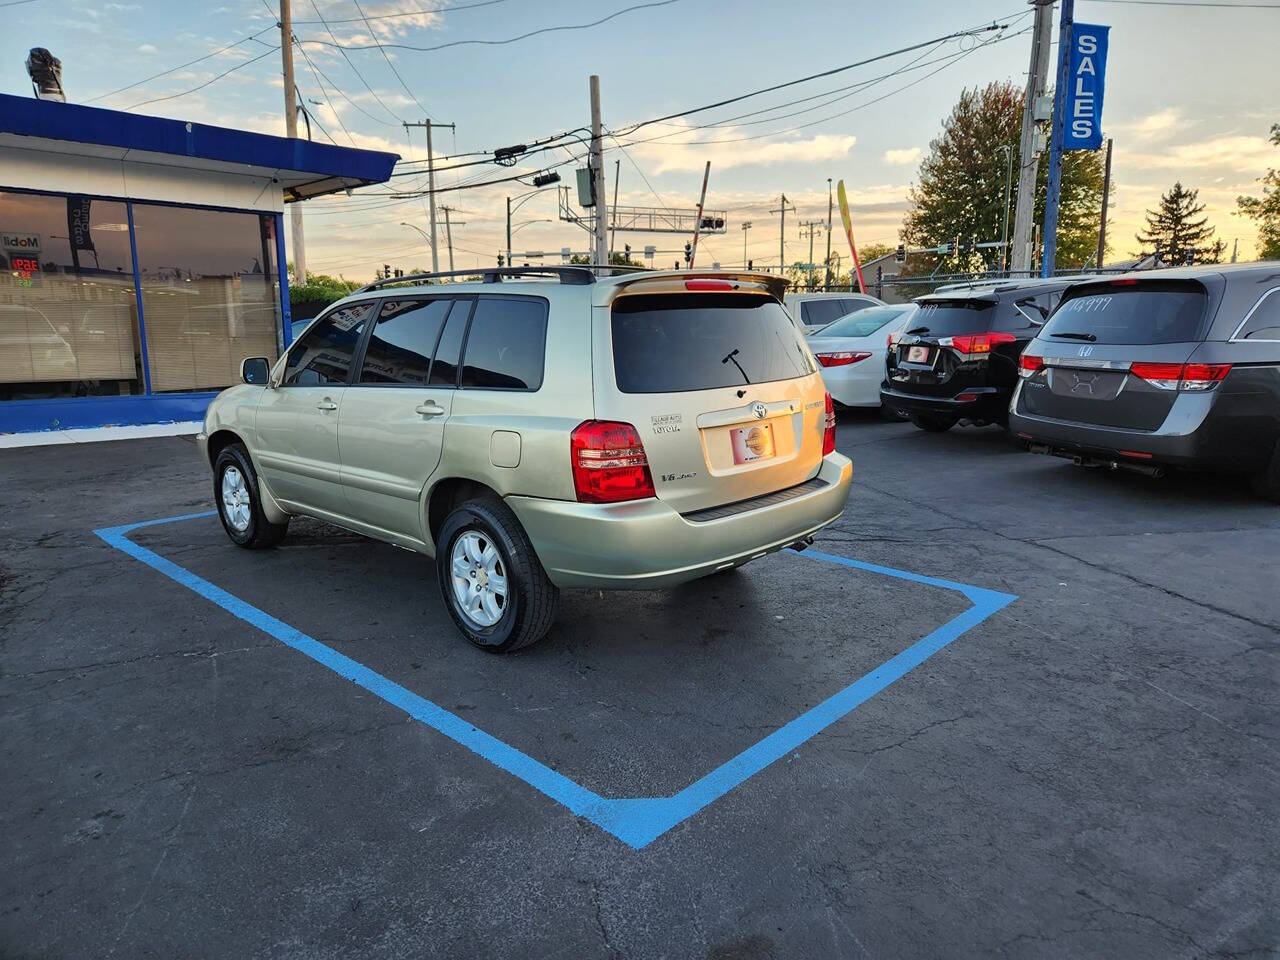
[0,93,398,200]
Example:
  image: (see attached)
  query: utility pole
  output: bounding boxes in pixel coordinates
[439,205,465,272]
[589,75,608,268]
[825,178,834,289]
[999,144,1014,272]
[1041,0,1074,277]
[506,197,512,271]
[609,158,620,260]
[741,221,752,268]
[1095,137,1113,270]
[403,119,456,273]
[800,220,824,288]
[770,194,795,275]
[279,0,306,281]
[688,161,711,269]
[1010,0,1055,276]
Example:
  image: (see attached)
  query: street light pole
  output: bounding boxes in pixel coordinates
[506,196,512,268]
[741,221,752,268]
[1042,0,1075,277]
[999,144,1014,273]
[825,178,834,289]
[400,222,432,266]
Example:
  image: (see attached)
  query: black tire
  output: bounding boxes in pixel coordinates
[435,497,559,653]
[1250,442,1280,502]
[213,443,288,549]
[910,413,957,433]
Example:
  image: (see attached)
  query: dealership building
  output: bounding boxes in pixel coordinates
[0,92,397,434]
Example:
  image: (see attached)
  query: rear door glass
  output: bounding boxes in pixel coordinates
[613,294,815,393]
[800,299,846,327]
[909,300,996,336]
[1044,282,1208,344]
[358,298,452,385]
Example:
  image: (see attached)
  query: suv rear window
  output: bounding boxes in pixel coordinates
[909,299,996,337]
[1043,282,1208,344]
[612,294,815,393]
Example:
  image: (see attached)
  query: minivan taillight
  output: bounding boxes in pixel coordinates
[570,420,656,504]
[1018,353,1045,378]
[823,392,837,455]
[1129,362,1231,392]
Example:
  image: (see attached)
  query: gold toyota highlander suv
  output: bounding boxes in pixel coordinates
[198,267,854,652]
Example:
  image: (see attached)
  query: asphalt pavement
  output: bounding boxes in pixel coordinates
[1,413,1276,959]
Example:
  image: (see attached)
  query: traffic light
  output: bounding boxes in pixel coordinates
[683,241,692,265]
[747,259,753,271]
[532,171,561,188]
[896,244,905,264]
[383,263,391,279]
[624,243,631,260]
[497,254,505,267]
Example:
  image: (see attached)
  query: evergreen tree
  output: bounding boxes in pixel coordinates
[900,81,1106,274]
[1237,123,1280,260]
[1135,182,1224,265]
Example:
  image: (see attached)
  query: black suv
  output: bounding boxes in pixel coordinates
[1008,262,1280,500]
[881,277,1087,432]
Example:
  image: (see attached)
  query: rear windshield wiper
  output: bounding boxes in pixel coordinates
[1049,331,1098,342]
[905,326,930,335]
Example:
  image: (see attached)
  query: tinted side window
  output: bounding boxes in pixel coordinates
[460,298,548,391]
[359,298,452,385]
[800,299,845,326]
[429,300,471,386]
[840,297,876,315]
[283,302,375,386]
[1238,288,1280,340]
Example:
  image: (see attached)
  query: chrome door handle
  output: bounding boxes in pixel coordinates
[316,399,338,411]
[414,401,446,418]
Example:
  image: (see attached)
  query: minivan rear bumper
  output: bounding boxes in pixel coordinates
[506,453,853,589]
[1008,391,1267,472]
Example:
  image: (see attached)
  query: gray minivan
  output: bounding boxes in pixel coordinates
[1009,262,1280,500]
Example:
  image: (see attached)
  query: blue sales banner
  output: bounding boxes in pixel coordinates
[1063,23,1110,150]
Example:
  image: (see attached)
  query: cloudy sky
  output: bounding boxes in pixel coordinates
[2,0,1276,278]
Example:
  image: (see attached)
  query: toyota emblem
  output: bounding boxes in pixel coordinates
[752,402,768,419]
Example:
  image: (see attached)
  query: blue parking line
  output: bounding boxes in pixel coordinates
[95,513,1016,849]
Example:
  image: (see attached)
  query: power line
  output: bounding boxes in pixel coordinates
[85,25,277,103]
[294,0,514,24]
[306,0,405,124]
[1084,0,1278,6]
[292,37,400,128]
[124,45,280,110]
[299,0,681,53]
[295,44,359,146]
[610,18,1016,137]
[352,0,434,118]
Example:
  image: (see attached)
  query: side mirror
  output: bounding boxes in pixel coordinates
[241,357,271,385]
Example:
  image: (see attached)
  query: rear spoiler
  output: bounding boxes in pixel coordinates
[607,271,789,303]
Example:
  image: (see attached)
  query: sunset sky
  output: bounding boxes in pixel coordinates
[3,0,1276,278]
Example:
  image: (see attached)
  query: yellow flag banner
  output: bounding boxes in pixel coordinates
[837,179,867,294]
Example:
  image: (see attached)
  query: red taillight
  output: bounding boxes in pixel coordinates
[815,351,872,367]
[1018,353,1045,378]
[1129,362,1231,392]
[1111,278,1140,286]
[570,420,656,504]
[822,392,836,455]
[684,279,734,291]
[887,331,903,348]
[946,331,1017,355]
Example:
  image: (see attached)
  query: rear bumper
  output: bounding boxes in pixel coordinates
[506,453,854,589]
[880,385,1009,421]
[822,364,884,408]
[1008,389,1269,471]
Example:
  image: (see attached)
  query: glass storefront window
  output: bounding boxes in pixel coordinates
[0,191,142,400]
[132,204,281,393]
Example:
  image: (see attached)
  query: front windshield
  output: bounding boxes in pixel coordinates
[811,306,910,339]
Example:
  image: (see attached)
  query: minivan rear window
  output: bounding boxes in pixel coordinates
[612,294,815,393]
[908,299,996,337]
[1043,282,1208,344]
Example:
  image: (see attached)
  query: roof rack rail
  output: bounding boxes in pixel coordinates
[355,264,649,293]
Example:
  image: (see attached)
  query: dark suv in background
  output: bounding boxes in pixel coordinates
[881,277,1086,432]
[1009,262,1280,500]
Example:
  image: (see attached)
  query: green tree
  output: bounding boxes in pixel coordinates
[1135,182,1225,265]
[858,242,893,263]
[1237,123,1280,260]
[900,81,1107,274]
[570,252,646,267]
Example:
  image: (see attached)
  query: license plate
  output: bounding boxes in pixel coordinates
[907,345,930,363]
[730,422,776,464]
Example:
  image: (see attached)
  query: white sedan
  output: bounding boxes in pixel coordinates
[806,303,918,412]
